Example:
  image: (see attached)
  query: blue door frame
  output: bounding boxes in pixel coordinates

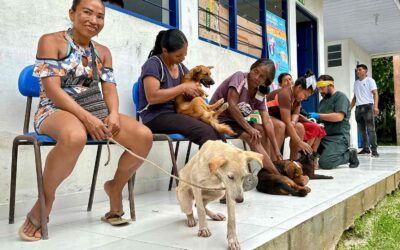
[296,5,319,113]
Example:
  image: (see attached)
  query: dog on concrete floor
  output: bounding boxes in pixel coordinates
[175,65,236,136]
[298,153,333,180]
[256,160,311,197]
[274,160,310,186]
[176,140,263,250]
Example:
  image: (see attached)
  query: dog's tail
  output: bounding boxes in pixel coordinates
[210,121,237,136]
[310,174,334,180]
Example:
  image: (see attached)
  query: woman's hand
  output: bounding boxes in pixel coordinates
[104,112,120,137]
[182,82,203,98]
[274,148,283,161]
[297,140,313,155]
[248,127,262,144]
[83,113,110,141]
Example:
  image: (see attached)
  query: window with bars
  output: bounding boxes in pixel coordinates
[198,0,288,58]
[327,44,342,67]
[105,0,179,28]
[198,0,230,47]
[266,0,286,19]
[237,0,263,57]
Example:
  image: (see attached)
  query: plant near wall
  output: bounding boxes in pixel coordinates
[371,57,396,145]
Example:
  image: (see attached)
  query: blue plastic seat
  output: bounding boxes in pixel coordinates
[9,65,136,239]
[132,81,195,190]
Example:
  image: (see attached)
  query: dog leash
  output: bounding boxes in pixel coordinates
[104,137,226,191]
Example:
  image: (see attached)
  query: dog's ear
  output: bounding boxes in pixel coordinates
[244,151,263,167]
[190,66,204,81]
[208,156,227,174]
[285,161,298,179]
[293,163,303,177]
[207,66,214,70]
[192,66,203,73]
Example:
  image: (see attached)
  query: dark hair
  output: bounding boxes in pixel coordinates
[278,73,291,84]
[317,74,334,82]
[356,64,368,71]
[250,58,276,86]
[71,0,105,11]
[148,29,188,58]
[294,77,307,88]
[294,69,317,91]
[103,0,124,8]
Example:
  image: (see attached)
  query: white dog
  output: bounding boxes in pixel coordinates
[176,140,263,250]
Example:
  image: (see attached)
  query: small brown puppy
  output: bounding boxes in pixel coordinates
[274,160,309,186]
[175,65,236,136]
[298,153,333,180]
[176,140,263,250]
[256,160,311,197]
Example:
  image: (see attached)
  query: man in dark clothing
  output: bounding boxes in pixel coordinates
[308,75,359,169]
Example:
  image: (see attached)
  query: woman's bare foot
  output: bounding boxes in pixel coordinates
[20,211,42,240]
[104,180,123,212]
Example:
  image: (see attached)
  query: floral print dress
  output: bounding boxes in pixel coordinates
[33,30,116,133]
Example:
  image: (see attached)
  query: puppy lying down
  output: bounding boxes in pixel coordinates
[176,140,262,250]
[256,160,311,197]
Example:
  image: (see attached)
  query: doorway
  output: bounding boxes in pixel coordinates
[296,5,318,112]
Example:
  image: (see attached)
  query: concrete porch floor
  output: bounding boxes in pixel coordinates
[1,146,399,250]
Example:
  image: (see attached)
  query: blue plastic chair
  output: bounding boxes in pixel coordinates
[132,81,194,190]
[9,65,136,239]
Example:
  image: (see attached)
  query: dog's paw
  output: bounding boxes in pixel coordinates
[186,214,197,227]
[221,102,229,110]
[228,236,240,250]
[198,228,212,237]
[304,186,311,193]
[210,213,226,221]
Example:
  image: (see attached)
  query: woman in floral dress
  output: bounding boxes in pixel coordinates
[19,0,153,241]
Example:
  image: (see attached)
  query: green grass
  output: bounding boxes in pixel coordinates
[337,188,400,250]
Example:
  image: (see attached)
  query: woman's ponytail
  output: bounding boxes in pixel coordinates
[148,29,187,58]
[148,30,166,58]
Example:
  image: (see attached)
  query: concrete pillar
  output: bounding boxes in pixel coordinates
[393,55,400,145]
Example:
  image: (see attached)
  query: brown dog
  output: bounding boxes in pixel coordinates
[176,140,263,250]
[175,65,236,136]
[256,160,311,197]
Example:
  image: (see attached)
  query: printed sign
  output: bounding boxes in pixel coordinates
[266,11,289,91]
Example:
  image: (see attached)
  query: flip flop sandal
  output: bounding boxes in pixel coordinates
[18,213,42,241]
[101,211,130,226]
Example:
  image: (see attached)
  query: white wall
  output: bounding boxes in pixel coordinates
[325,39,372,147]
[0,0,325,218]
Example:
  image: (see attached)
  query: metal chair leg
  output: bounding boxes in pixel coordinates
[242,141,253,173]
[87,145,102,212]
[184,141,192,164]
[33,141,48,240]
[168,140,180,191]
[128,173,136,221]
[9,139,19,224]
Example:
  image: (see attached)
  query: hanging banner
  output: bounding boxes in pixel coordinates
[266,11,289,90]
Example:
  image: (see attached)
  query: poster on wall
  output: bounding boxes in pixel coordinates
[266,11,289,90]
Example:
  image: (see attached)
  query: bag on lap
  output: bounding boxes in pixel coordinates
[71,46,109,121]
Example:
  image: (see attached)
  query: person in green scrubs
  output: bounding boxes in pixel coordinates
[308,75,359,169]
